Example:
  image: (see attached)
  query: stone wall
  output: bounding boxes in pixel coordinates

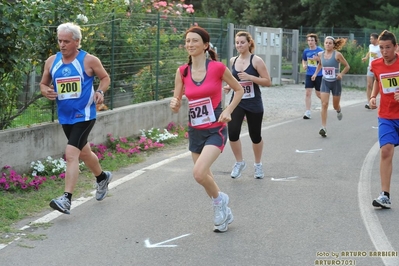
[0,98,188,172]
[299,73,367,88]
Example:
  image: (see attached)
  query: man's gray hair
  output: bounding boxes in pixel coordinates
[57,22,82,48]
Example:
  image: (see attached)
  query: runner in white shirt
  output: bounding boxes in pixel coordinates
[362,33,381,109]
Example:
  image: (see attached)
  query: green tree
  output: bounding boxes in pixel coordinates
[241,0,302,28]
[0,0,197,129]
[0,0,87,129]
[355,2,399,29]
[298,0,381,28]
[200,0,246,23]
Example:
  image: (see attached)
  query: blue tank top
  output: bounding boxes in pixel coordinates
[50,50,96,124]
[320,51,340,82]
[230,54,263,113]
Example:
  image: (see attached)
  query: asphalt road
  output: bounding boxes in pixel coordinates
[1,84,398,266]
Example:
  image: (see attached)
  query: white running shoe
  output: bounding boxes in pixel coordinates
[212,192,229,226]
[213,207,234,233]
[303,110,311,119]
[372,192,391,209]
[49,194,71,214]
[231,161,246,179]
[96,171,113,201]
[254,163,264,179]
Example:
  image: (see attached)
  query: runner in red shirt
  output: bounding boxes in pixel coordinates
[369,30,399,209]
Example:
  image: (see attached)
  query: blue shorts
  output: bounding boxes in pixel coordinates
[378,118,399,147]
[305,75,322,91]
[188,125,227,154]
[320,79,342,96]
[366,66,374,77]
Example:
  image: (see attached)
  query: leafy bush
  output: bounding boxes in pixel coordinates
[341,40,367,74]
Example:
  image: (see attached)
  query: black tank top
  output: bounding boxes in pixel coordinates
[230,54,264,113]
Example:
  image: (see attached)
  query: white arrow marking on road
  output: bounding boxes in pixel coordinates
[144,233,191,248]
[295,149,322,154]
[271,176,299,181]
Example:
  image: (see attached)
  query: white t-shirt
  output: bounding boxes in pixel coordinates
[368,44,381,66]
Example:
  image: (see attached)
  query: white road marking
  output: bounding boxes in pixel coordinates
[358,142,399,266]
[295,149,322,154]
[144,233,191,248]
[271,176,299,181]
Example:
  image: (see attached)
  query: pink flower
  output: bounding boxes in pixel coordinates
[158,1,167,7]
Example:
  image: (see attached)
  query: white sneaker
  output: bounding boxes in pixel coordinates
[254,163,264,179]
[372,192,391,209]
[231,161,246,179]
[212,192,229,226]
[49,194,71,214]
[213,207,234,233]
[96,171,112,201]
[303,110,311,119]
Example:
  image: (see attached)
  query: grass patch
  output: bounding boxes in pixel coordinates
[10,98,56,129]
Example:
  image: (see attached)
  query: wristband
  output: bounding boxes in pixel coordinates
[96,90,104,95]
[370,96,376,99]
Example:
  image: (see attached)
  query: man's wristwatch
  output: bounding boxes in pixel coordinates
[96,90,104,96]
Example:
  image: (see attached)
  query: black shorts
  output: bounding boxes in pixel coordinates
[62,120,96,150]
[305,75,322,91]
[188,125,227,154]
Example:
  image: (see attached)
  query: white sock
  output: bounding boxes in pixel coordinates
[212,192,222,204]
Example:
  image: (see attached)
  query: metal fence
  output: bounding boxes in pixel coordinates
[5,12,228,130]
[4,17,395,130]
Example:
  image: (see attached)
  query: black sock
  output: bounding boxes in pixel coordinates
[337,109,341,113]
[96,171,106,183]
[64,192,72,201]
[383,191,390,198]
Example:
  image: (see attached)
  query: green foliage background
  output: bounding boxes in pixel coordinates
[2,0,399,130]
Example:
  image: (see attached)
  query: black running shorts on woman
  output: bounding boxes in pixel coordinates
[188,125,227,154]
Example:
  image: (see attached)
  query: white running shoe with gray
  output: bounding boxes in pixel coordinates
[96,171,113,201]
[213,192,229,226]
[213,207,234,233]
[231,161,246,179]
